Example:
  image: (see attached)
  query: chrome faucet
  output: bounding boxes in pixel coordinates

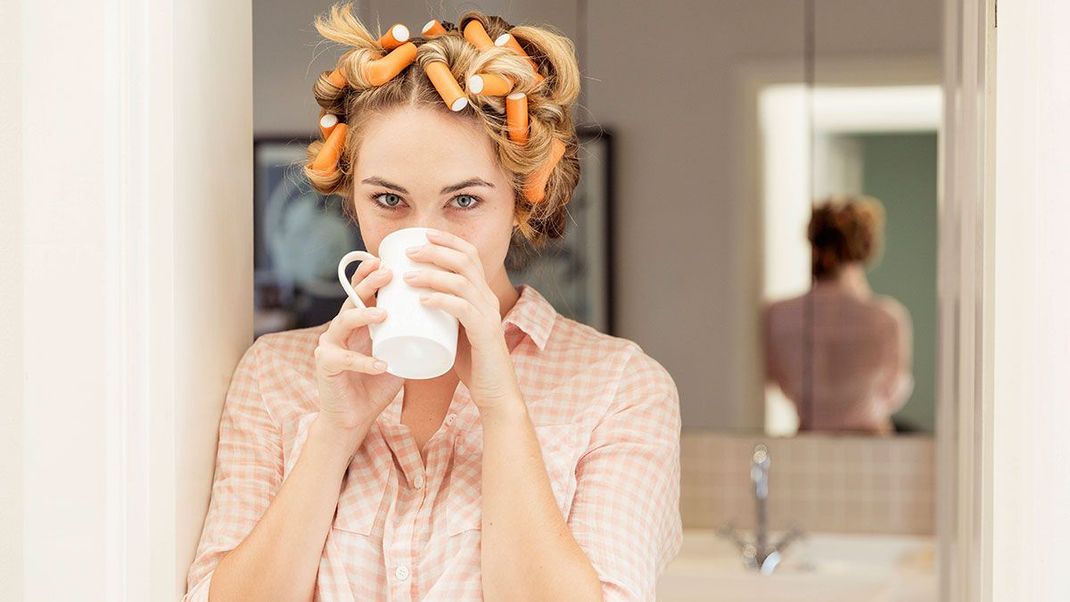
[716,443,804,574]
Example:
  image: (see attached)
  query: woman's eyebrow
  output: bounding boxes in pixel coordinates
[360,176,494,195]
[441,178,495,194]
[361,176,409,193]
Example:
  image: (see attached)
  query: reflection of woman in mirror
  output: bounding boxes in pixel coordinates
[183,4,681,600]
[763,195,914,435]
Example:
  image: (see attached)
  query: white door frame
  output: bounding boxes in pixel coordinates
[937,0,995,599]
[5,0,253,599]
[943,0,1070,600]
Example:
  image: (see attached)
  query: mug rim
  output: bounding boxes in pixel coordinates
[380,226,435,249]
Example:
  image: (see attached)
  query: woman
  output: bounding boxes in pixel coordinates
[183,4,682,601]
[763,195,914,435]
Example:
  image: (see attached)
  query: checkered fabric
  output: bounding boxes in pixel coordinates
[183,283,682,601]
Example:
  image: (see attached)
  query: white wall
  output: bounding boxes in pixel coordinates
[3,0,253,599]
[991,0,1070,599]
[0,0,23,597]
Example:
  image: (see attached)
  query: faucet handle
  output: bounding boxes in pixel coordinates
[716,522,750,554]
[751,443,770,498]
[752,443,770,469]
[771,526,806,557]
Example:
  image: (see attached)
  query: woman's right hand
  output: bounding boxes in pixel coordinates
[314,256,405,435]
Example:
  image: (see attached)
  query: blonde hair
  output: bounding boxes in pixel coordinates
[303,2,582,251]
[808,194,886,279]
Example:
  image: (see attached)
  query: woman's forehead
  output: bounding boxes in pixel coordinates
[356,107,497,175]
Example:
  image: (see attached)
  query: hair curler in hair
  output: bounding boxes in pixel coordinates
[327,68,347,89]
[467,72,514,96]
[422,19,448,38]
[424,60,469,111]
[524,138,566,203]
[506,92,529,143]
[494,33,545,84]
[311,123,348,176]
[378,23,410,49]
[363,42,418,85]
[462,19,495,50]
[319,113,339,139]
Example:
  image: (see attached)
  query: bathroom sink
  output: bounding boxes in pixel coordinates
[656,529,936,602]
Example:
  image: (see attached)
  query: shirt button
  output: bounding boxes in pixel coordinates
[395,565,410,581]
[413,474,425,489]
[445,413,456,425]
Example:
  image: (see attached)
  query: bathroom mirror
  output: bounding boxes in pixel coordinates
[757,1,941,437]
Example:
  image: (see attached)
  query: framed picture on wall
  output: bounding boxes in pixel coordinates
[252,126,615,338]
[253,136,363,337]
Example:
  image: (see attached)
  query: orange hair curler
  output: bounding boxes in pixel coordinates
[494,33,545,84]
[422,19,447,38]
[424,60,469,111]
[466,72,514,96]
[311,123,348,176]
[505,92,529,143]
[319,113,339,139]
[462,19,495,50]
[523,137,566,204]
[327,68,347,89]
[363,41,418,86]
[378,23,410,50]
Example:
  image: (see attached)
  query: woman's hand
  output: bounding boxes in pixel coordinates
[314,256,404,435]
[401,229,521,412]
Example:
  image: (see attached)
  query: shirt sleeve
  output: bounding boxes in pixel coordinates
[567,345,684,601]
[182,339,285,601]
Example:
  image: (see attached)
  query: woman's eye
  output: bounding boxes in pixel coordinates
[374,193,403,209]
[453,194,480,209]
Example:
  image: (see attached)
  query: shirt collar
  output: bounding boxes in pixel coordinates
[501,283,556,351]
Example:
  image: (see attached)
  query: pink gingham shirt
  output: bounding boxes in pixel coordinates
[183,283,683,601]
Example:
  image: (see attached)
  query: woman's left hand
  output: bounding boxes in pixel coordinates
[402,229,521,412]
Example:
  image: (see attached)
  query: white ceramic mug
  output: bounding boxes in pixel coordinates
[337,227,459,380]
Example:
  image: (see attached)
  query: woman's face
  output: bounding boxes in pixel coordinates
[351,106,517,284]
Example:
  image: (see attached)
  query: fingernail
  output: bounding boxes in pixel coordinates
[403,271,416,279]
[406,245,423,254]
[373,360,387,370]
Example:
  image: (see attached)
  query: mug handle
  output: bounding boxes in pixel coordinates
[337,250,379,310]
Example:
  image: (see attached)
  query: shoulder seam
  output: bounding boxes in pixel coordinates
[247,338,282,433]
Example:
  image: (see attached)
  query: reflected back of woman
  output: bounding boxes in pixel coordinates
[763,195,914,435]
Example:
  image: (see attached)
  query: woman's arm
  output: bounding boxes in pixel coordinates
[182,340,368,602]
[879,299,915,415]
[479,399,604,602]
[560,348,683,601]
[206,416,366,602]
[480,347,683,602]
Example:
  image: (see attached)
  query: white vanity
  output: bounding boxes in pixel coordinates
[657,529,936,602]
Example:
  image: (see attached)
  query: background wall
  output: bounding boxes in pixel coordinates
[252,0,941,429]
[860,132,938,432]
[991,0,1070,599]
[0,0,23,597]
